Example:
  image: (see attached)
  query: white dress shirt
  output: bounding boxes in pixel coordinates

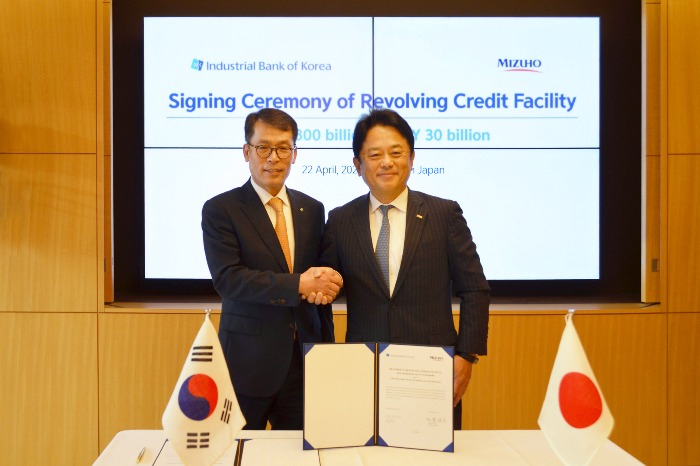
[369,188,408,296]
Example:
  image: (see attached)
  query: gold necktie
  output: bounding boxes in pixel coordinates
[268,197,292,272]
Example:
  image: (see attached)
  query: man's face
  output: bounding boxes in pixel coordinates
[244,120,297,196]
[353,125,415,204]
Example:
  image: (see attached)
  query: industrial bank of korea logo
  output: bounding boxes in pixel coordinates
[191,58,204,71]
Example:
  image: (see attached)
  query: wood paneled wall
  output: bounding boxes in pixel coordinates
[643,1,661,302]
[0,313,98,465]
[1,0,699,465]
[0,0,102,313]
[0,0,108,464]
[97,310,221,448]
[0,1,96,154]
[0,154,98,311]
[102,2,114,303]
[664,0,700,464]
[668,313,700,463]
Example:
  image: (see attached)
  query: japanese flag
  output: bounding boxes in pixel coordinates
[162,311,246,466]
[538,312,614,466]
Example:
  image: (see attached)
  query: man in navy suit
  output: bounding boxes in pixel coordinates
[318,109,490,429]
[202,108,341,430]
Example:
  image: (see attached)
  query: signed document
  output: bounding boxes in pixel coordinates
[377,343,454,451]
[303,343,454,452]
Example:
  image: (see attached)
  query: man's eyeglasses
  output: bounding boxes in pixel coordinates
[247,144,295,159]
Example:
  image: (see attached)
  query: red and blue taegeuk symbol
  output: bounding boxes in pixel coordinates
[178,374,218,421]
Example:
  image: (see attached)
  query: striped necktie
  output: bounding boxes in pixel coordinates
[375,205,394,292]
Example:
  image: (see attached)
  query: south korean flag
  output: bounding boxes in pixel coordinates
[163,311,246,466]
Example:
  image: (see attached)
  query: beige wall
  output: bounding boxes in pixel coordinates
[1,0,698,465]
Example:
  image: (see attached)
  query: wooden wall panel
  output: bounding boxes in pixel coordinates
[668,312,700,465]
[104,155,114,303]
[0,154,98,312]
[103,2,112,158]
[95,0,107,308]
[462,312,666,466]
[333,312,347,342]
[98,311,221,450]
[642,2,661,303]
[103,2,114,303]
[668,155,700,311]
[643,155,661,302]
[0,0,96,154]
[665,0,700,464]
[645,3,661,157]
[0,313,98,465]
[576,313,667,466]
[667,0,700,154]
[461,313,562,429]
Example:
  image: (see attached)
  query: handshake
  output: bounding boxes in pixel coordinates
[298,267,344,305]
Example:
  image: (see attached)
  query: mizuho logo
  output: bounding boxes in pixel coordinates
[498,58,542,73]
[191,58,203,71]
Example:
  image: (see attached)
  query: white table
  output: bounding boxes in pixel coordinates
[93,430,644,465]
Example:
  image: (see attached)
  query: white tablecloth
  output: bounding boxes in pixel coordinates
[93,429,644,466]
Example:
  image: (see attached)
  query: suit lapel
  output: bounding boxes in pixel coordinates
[352,195,389,295]
[240,180,290,273]
[394,190,426,296]
[288,189,308,273]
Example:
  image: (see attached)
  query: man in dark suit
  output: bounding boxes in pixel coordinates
[202,108,342,430]
[318,109,490,428]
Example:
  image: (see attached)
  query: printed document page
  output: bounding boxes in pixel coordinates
[377,344,454,451]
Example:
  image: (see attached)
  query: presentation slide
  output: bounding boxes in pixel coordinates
[143,17,600,280]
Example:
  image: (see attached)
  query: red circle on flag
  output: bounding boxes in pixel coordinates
[558,372,603,428]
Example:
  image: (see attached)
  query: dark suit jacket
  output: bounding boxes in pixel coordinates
[320,189,489,355]
[202,179,334,397]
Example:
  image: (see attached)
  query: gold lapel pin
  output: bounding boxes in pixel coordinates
[300,208,304,212]
[416,214,423,219]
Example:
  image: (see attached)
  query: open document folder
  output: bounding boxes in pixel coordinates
[303,343,454,452]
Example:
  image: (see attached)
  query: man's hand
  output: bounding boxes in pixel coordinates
[299,267,343,305]
[453,354,474,407]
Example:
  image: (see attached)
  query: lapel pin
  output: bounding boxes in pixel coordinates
[416,214,423,219]
[300,208,304,212]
